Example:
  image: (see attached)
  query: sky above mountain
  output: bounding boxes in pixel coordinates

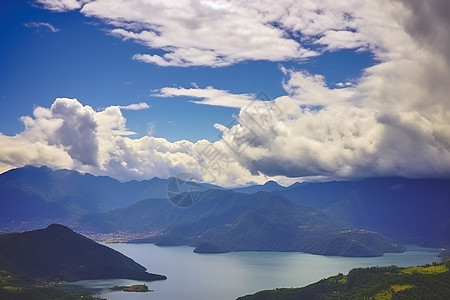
[1,0,449,186]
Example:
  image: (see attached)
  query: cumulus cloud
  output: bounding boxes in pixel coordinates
[9,0,450,185]
[24,22,60,32]
[19,99,99,166]
[0,98,204,182]
[203,0,450,181]
[214,97,450,180]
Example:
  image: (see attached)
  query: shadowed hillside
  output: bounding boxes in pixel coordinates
[0,224,166,283]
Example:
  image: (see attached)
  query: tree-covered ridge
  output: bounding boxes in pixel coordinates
[238,260,450,300]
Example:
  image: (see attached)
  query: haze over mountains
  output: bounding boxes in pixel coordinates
[270,178,450,247]
[1,166,449,257]
[0,166,219,229]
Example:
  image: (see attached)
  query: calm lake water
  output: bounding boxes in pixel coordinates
[65,243,441,300]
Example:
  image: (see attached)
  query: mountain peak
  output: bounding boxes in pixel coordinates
[44,223,74,233]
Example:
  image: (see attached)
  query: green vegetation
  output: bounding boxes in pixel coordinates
[401,264,448,274]
[111,284,151,292]
[238,261,450,300]
[371,285,414,300]
[0,270,104,300]
[390,284,414,292]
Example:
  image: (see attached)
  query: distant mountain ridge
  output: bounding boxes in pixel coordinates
[0,166,220,231]
[270,177,450,247]
[1,166,448,254]
[83,189,405,257]
[0,224,166,283]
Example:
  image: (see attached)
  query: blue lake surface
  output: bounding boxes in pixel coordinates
[65,243,441,300]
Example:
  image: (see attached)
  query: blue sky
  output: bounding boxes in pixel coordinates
[0,0,373,142]
[1,0,449,186]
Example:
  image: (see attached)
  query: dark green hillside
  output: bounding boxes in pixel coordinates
[0,224,166,283]
[238,260,450,300]
[80,198,182,233]
[129,190,404,256]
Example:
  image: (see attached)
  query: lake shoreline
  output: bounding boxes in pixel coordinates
[64,243,440,300]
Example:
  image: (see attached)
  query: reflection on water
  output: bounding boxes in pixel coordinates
[66,243,440,300]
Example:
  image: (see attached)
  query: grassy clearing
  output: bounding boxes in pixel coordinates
[338,275,347,284]
[2,285,22,292]
[390,284,414,292]
[372,284,414,299]
[402,264,448,274]
[373,289,392,300]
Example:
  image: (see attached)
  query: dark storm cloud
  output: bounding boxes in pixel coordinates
[400,0,450,62]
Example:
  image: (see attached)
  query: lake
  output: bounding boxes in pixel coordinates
[65,243,441,300]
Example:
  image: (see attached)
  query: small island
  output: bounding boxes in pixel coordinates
[111,284,152,292]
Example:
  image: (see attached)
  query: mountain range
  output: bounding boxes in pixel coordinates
[270,177,450,247]
[125,190,404,256]
[0,166,219,231]
[1,166,449,256]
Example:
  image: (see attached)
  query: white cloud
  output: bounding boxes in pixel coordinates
[0,98,203,182]
[201,0,450,182]
[155,86,254,108]
[36,0,324,67]
[315,30,367,51]
[32,0,403,67]
[19,98,99,166]
[32,0,417,68]
[118,102,150,111]
[336,82,354,88]
[34,0,87,12]
[13,0,450,185]
[280,68,358,106]
[213,97,450,180]
[0,134,74,174]
[24,22,60,32]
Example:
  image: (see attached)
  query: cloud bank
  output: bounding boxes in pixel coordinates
[1,98,200,182]
[2,0,449,186]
